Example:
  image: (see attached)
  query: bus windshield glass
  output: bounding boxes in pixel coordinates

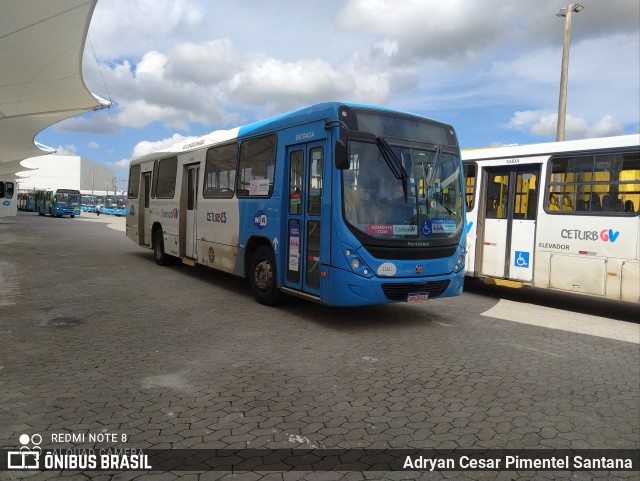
[343,139,463,241]
[56,192,80,205]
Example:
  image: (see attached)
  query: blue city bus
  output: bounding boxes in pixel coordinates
[0,180,17,218]
[126,102,466,306]
[81,194,97,212]
[103,195,117,215]
[18,192,36,212]
[115,195,127,216]
[36,189,81,217]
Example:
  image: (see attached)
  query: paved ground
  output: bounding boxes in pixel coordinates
[0,213,638,480]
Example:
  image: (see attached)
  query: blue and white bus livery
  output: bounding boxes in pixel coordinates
[126,102,466,306]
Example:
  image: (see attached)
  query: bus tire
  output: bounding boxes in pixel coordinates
[153,228,170,266]
[249,245,281,306]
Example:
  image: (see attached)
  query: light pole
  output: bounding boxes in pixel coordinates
[556,3,584,142]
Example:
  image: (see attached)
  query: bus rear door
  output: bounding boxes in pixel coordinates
[140,172,152,246]
[480,165,540,283]
[284,142,325,298]
[182,164,199,260]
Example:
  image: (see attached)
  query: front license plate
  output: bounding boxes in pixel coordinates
[407,292,429,303]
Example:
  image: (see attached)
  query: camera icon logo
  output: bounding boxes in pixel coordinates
[7,434,42,469]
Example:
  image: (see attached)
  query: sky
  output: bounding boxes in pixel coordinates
[34,0,640,186]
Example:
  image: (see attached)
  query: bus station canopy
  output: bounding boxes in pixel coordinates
[0,0,109,177]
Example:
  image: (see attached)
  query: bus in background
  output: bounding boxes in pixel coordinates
[95,195,104,213]
[463,134,639,303]
[126,102,466,306]
[103,195,117,215]
[81,194,97,212]
[18,192,36,212]
[36,188,82,217]
[115,195,127,216]
[0,180,17,218]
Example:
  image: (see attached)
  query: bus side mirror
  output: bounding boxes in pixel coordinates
[335,139,349,170]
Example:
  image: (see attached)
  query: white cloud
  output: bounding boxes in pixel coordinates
[131,134,197,159]
[70,0,638,157]
[337,0,640,62]
[89,32,418,130]
[107,159,131,169]
[508,110,625,139]
[88,0,205,59]
[54,144,78,156]
[88,142,100,149]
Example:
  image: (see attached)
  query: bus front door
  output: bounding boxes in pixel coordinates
[284,142,325,298]
[480,165,540,282]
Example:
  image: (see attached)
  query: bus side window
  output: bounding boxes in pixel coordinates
[204,143,238,199]
[463,163,476,211]
[155,157,178,199]
[237,135,277,197]
[128,165,141,198]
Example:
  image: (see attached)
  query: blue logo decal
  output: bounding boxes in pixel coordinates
[514,251,530,268]
[254,210,268,230]
[466,221,474,233]
[2,200,10,206]
[421,221,431,235]
[129,205,135,216]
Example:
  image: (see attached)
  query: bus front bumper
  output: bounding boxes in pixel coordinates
[324,267,464,307]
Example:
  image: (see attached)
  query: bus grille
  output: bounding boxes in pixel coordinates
[381,280,451,301]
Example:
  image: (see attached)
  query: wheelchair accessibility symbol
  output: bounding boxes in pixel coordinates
[514,251,530,268]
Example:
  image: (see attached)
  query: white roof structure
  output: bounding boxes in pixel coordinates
[0,0,109,177]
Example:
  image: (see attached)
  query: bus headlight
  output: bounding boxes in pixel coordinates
[341,243,374,278]
[453,254,464,272]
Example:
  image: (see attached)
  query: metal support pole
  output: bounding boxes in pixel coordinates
[556,4,583,142]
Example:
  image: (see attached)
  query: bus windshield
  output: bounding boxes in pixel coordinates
[56,192,80,205]
[343,139,463,241]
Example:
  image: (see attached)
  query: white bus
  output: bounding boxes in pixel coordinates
[0,179,17,218]
[462,134,640,303]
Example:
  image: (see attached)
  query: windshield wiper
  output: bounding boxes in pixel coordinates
[376,136,408,202]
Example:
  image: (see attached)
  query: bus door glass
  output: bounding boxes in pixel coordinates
[481,165,539,281]
[185,164,199,258]
[285,142,324,295]
[142,172,151,246]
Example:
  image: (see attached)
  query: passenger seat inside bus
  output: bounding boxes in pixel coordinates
[587,193,602,211]
[624,200,635,212]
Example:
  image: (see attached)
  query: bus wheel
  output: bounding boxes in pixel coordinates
[250,246,281,306]
[70,215,75,218]
[153,228,169,266]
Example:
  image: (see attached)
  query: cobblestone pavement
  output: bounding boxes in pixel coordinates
[1,213,638,481]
